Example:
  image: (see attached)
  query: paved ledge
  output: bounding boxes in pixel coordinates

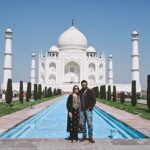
[96,101,150,137]
[0,95,64,135]
[0,138,150,150]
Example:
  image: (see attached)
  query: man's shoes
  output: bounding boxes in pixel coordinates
[89,136,95,143]
[79,136,86,142]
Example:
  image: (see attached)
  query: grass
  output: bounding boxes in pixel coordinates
[0,95,61,117]
[97,98,150,120]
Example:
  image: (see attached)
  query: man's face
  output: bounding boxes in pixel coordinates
[82,82,87,89]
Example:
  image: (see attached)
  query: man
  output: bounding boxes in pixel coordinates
[79,80,96,143]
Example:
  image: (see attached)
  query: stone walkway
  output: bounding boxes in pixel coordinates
[96,101,150,137]
[0,138,150,150]
[0,95,64,134]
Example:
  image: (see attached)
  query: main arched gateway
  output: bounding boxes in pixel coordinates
[64,61,80,83]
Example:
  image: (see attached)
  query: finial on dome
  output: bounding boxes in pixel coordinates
[72,19,74,26]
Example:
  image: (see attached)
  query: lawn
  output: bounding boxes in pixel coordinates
[97,98,150,120]
[0,95,61,117]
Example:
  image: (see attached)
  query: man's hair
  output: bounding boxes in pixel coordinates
[81,80,88,84]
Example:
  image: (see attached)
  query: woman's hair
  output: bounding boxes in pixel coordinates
[72,85,80,95]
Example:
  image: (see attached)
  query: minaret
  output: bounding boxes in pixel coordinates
[131,30,140,84]
[108,54,113,85]
[2,28,13,90]
[31,53,36,84]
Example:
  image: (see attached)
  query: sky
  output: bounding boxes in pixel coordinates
[0,0,150,90]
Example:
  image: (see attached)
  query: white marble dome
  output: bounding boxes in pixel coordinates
[132,30,138,35]
[108,54,112,58]
[49,45,59,52]
[87,46,96,53]
[32,53,36,57]
[58,26,88,49]
[5,28,12,33]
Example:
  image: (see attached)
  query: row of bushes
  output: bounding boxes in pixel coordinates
[5,79,62,105]
[92,79,150,110]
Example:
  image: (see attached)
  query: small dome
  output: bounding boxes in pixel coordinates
[32,53,36,57]
[5,28,12,33]
[132,30,138,35]
[108,54,112,58]
[49,45,59,52]
[58,26,88,49]
[87,46,96,53]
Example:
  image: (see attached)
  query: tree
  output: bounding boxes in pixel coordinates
[131,80,137,106]
[100,86,103,99]
[95,86,99,98]
[19,81,24,103]
[107,85,111,100]
[147,75,150,110]
[26,82,31,102]
[57,88,60,96]
[53,88,57,96]
[49,87,53,97]
[48,87,52,97]
[101,85,104,99]
[113,85,116,102]
[34,84,38,100]
[38,84,42,99]
[58,89,61,95]
[103,85,106,99]
[42,89,45,98]
[120,91,125,104]
[5,78,13,105]
[44,86,47,98]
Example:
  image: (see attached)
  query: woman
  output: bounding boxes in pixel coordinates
[66,85,81,142]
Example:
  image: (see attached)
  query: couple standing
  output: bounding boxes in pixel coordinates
[66,80,96,143]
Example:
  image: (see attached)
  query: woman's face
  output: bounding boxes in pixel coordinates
[74,87,79,93]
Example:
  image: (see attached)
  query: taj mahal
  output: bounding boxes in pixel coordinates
[1,23,141,92]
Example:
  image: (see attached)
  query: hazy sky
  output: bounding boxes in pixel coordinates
[0,0,150,90]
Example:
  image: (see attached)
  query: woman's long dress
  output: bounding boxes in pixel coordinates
[66,94,80,133]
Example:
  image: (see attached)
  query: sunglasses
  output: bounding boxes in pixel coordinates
[74,87,79,89]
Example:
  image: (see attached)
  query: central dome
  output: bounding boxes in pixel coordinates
[58,26,88,50]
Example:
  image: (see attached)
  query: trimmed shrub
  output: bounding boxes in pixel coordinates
[38,84,42,99]
[5,78,13,105]
[107,85,111,100]
[58,89,62,95]
[131,80,137,106]
[103,85,106,99]
[120,91,125,104]
[99,86,102,99]
[42,89,45,98]
[26,82,31,102]
[147,75,150,110]
[113,85,116,102]
[33,84,38,100]
[44,86,48,98]
[95,86,99,98]
[19,81,24,103]
[53,88,57,96]
[48,87,53,97]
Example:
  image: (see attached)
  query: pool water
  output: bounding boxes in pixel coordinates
[0,95,147,139]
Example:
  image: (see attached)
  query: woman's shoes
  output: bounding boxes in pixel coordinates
[71,138,78,142]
